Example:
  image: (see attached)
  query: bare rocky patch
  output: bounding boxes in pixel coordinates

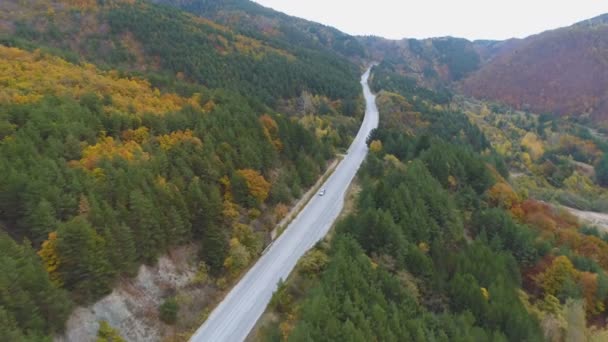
[56,245,206,342]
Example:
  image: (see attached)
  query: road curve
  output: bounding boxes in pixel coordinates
[190,67,379,342]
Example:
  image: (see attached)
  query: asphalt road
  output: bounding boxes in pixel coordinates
[190,67,379,342]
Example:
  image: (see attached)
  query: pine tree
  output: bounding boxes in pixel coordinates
[27,199,57,243]
[128,190,162,262]
[201,222,227,275]
[56,217,113,302]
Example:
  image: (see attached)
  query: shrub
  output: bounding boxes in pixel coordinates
[159,297,179,324]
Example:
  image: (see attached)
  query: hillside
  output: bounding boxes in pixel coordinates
[1,41,342,338]
[6,1,608,340]
[461,14,608,123]
[360,36,481,87]
[0,0,361,106]
[150,0,367,61]
[0,0,368,339]
[255,63,608,342]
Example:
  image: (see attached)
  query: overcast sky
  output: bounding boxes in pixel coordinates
[252,0,608,40]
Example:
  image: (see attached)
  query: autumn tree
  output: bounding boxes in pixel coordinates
[369,139,383,153]
[38,231,63,287]
[237,169,271,204]
[487,182,519,209]
[536,256,581,300]
[260,114,283,151]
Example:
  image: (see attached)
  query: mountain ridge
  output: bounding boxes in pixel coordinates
[461,12,608,122]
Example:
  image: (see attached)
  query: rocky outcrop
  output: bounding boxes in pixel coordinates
[56,246,198,342]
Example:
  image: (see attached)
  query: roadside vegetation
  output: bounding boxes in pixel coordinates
[257,67,608,341]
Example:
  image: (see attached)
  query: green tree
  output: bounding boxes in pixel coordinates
[159,298,179,325]
[595,153,608,187]
[201,222,228,275]
[26,199,57,243]
[96,320,125,342]
[56,217,113,302]
[0,233,72,336]
[128,189,162,262]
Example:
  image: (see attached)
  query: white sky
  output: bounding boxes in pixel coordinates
[252,0,608,40]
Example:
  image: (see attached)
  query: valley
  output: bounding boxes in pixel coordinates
[190,67,378,342]
[2,1,608,341]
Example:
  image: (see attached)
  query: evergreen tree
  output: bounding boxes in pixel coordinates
[27,199,58,243]
[128,190,162,262]
[56,217,113,302]
[201,222,228,275]
[0,233,72,336]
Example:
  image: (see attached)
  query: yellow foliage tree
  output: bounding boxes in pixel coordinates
[218,176,239,220]
[418,242,430,253]
[80,136,148,170]
[237,169,271,203]
[223,238,251,276]
[259,114,283,151]
[480,287,490,301]
[370,140,383,153]
[38,231,63,287]
[0,46,200,115]
[563,171,597,197]
[536,256,579,297]
[157,130,202,151]
[121,127,149,144]
[521,132,544,160]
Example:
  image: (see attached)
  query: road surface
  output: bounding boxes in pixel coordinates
[190,67,379,342]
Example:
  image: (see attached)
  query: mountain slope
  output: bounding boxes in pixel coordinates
[150,0,367,61]
[0,0,361,106]
[0,1,366,339]
[360,36,481,87]
[461,14,608,122]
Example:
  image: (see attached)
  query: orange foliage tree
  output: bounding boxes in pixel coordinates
[487,182,519,209]
[237,169,271,203]
[519,200,608,270]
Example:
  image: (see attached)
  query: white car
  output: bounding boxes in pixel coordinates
[318,188,326,196]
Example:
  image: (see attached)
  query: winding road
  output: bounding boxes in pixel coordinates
[190,67,379,342]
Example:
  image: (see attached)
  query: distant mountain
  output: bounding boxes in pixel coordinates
[359,36,481,87]
[471,38,521,64]
[461,14,608,122]
[151,0,367,60]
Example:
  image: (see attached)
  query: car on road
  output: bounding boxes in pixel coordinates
[318,188,326,196]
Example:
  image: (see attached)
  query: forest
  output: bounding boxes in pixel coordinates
[5,1,608,341]
[257,66,608,341]
[0,48,342,339]
[1,0,361,108]
[0,1,362,335]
